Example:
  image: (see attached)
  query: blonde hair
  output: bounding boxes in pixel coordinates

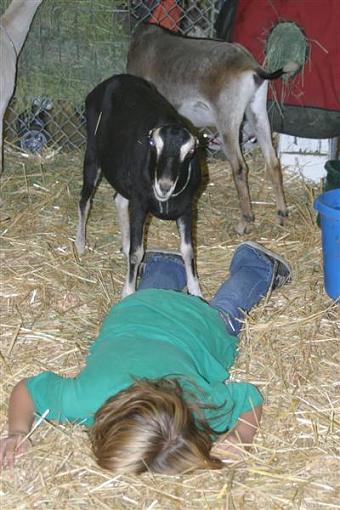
[89,378,223,475]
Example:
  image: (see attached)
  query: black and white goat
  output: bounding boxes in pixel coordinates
[127,23,298,234]
[75,74,202,297]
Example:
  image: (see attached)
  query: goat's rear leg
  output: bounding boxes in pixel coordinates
[75,153,101,255]
[246,84,287,224]
[222,132,254,235]
[177,213,202,297]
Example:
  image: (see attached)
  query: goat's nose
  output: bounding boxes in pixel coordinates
[159,182,172,194]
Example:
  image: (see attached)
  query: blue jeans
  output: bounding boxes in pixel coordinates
[138,245,274,336]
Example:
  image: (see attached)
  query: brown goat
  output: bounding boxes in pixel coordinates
[127,23,297,234]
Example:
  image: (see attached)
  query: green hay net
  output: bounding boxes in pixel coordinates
[264,21,308,80]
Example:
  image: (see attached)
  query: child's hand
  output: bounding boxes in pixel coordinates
[215,405,263,461]
[215,432,245,460]
[1,378,36,470]
[0,434,32,470]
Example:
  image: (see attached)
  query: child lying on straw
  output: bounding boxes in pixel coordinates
[0,241,291,474]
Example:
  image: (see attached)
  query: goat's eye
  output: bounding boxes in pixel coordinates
[148,129,155,147]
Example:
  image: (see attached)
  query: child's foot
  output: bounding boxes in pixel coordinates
[138,250,187,291]
[239,241,292,290]
[139,250,185,276]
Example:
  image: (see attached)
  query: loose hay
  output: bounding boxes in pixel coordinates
[0,148,339,510]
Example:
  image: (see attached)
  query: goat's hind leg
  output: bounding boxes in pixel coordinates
[221,129,255,235]
[177,214,202,297]
[246,83,287,224]
[75,151,101,255]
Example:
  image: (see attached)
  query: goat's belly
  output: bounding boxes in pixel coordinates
[177,100,215,128]
[150,204,179,221]
[152,210,179,221]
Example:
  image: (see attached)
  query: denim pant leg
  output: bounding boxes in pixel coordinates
[138,254,187,291]
[209,245,274,335]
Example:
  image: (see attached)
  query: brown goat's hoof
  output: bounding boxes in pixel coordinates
[234,221,254,235]
[277,209,288,226]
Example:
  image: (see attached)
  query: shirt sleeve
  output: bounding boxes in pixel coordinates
[224,381,263,431]
[26,372,93,425]
[202,381,264,434]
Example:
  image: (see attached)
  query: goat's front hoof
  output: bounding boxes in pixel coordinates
[234,221,254,236]
[277,209,288,226]
[187,281,203,298]
[122,284,135,299]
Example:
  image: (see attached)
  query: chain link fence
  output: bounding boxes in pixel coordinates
[2,0,225,159]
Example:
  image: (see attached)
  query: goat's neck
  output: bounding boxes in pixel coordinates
[1,0,43,54]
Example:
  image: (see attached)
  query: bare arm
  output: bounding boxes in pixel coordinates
[216,404,262,459]
[0,379,36,469]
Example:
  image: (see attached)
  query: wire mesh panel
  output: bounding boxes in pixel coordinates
[2,0,131,154]
[2,0,222,158]
[130,0,219,37]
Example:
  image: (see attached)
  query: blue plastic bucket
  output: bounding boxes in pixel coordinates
[314,189,340,300]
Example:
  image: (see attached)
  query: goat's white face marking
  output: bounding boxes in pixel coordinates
[179,134,196,162]
[151,128,164,159]
[151,128,175,201]
[151,129,196,202]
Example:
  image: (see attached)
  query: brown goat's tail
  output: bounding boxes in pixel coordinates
[257,61,299,81]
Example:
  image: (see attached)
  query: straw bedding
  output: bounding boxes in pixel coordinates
[0,147,339,509]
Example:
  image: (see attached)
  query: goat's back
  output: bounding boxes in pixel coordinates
[127,24,266,128]
[127,23,261,84]
[86,73,183,131]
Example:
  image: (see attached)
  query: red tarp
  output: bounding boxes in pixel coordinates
[232,0,340,112]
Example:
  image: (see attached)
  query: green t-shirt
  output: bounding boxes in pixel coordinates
[26,289,263,434]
